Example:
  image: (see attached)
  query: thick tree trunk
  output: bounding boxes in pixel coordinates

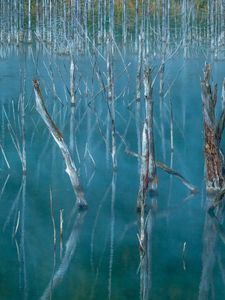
[201,64,224,192]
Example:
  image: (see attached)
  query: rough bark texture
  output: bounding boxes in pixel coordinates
[201,64,224,192]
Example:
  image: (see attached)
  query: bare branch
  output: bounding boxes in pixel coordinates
[156,161,198,193]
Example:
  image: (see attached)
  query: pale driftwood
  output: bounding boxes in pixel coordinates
[33,79,87,209]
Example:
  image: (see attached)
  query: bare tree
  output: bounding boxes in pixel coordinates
[201,64,224,192]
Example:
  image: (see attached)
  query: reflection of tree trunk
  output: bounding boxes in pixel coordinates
[40,210,87,300]
[198,210,218,300]
[20,175,27,299]
[10,176,28,299]
[199,192,225,299]
[139,208,153,300]
[218,252,225,286]
[108,172,117,300]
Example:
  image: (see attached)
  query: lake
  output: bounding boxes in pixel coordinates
[0,42,225,300]
[0,0,225,300]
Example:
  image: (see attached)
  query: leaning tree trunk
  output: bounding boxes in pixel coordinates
[33,79,88,209]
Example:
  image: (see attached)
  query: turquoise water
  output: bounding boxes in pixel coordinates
[0,45,225,299]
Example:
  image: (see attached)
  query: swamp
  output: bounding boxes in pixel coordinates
[0,0,225,299]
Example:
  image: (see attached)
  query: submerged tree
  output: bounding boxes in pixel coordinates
[201,64,225,194]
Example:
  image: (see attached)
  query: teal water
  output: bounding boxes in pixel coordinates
[0,45,225,300]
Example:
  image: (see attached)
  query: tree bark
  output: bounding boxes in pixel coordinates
[201,64,224,192]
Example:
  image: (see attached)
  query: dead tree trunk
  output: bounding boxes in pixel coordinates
[201,64,224,192]
[122,0,127,45]
[137,121,150,209]
[137,65,157,209]
[107,35,117,170]
[144,66,157,191]
[70,55,76,106]
[33,79,87,209]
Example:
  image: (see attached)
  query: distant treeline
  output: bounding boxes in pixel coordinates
[0,0,224,57]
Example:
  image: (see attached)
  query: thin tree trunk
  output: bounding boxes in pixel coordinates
[144,66,157,191]
[122,0,127,45]
[135,0,139,51]
[70,56,76,106]
[33,79,88,208]
[107,36,117,170]
[136,34,143,102]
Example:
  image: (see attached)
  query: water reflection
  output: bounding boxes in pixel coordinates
[1,45,225,299]
[199,203,225,300]
[3,175,27,299]
[41,209,87,300]
[108,172,116,300]
[138,206,153,300]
